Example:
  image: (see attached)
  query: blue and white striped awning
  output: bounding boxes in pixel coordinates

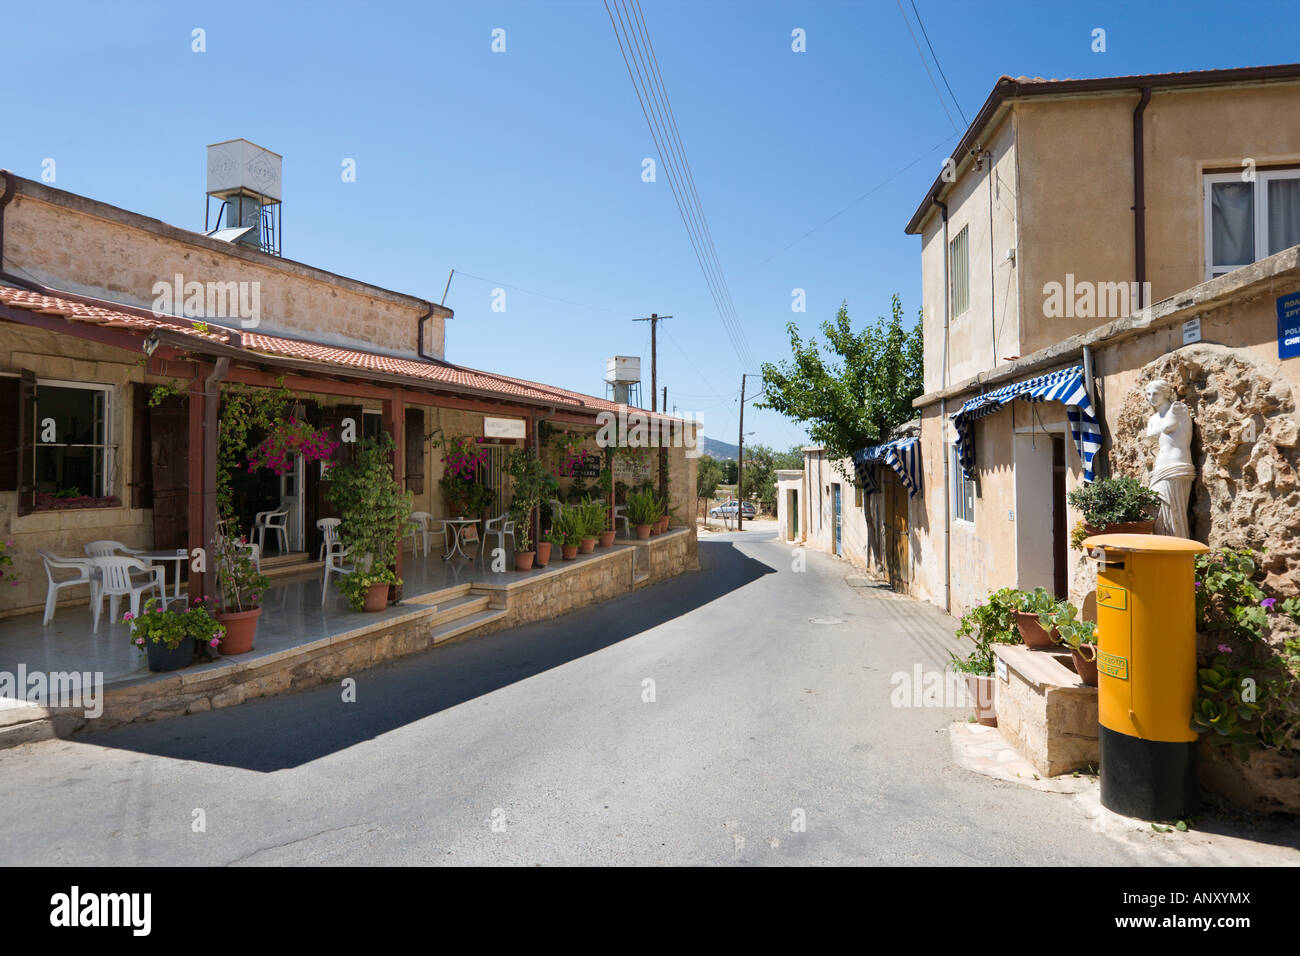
[950,364,1102,482]
[852,436,922,497]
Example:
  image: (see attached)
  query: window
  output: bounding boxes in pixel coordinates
[33,381,111,499]
[949,225,970,317]
[1205,168,1300,279]
[952,452,976,524]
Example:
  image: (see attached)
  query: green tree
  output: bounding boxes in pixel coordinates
[740,443,780,515]
[697,455,724,505]
[758,295,923,465]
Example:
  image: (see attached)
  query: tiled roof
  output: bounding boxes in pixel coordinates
[0,284,669,420]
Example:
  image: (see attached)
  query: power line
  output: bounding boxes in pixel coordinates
[452,269,636,317]
[603,0,757,372]
[896,0,959,132]
[909,0,967,126]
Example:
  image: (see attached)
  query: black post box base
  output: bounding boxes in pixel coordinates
[1099,725,1198,820]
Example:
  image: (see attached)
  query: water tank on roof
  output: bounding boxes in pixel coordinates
[606,356,641,385]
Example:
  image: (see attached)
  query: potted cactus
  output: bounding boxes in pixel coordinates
[1013,587,1060,648]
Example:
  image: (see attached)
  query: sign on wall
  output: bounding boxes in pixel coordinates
[484,417,527,439]
[1279,291,1300,360]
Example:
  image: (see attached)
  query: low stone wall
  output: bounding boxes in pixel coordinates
[491,547,636,630]
[630,527,699,586]
[993,644,1099,776]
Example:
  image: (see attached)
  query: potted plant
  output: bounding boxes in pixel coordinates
[127,597,225,672]
[555,510,583,559]
[506,447,557,571]
[1013,587,1060,648]
[213,534,270,653]
[327,432,412,612]
[626,487,661,538]
[1052,612,1099,686]
[537,529,559,567]
[1067,476,1162,536]
[511,501,536,571]
[657,496,672,534]
[575,496,605,553]
[951,587,1024,726]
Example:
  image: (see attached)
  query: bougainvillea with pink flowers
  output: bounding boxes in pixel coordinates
[439,435,489,479]
[551,431,599,477]
[247,418,340,476]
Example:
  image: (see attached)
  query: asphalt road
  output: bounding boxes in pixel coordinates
[0,525,1146,865]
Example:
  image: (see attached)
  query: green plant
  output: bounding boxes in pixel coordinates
[544,529,563,547]
[0,539,16,586]
[625,487,662,526]
[1014,587,1058,619]
[213,534,270,613]
[951,587,1023,675]
[327,432,413,577]
[430,430,493,517]
[1070,519,1090,552]
[554,509,585,548]
[575,496,608,539]
[53,486,81,499]
[1192,655,1264,758]
[338,566,401,612]
[506,447,559,553]
[1195,547,1268,642]
[1066,476,1162,528]
[127,598,225,652]
[148,379,188,407]
[216,380,293,523]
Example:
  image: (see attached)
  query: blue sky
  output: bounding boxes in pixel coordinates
[4,0,1297,448]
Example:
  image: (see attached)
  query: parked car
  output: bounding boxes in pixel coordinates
[709,501,757,519]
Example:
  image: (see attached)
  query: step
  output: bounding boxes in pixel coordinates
[427,593,490,627]
[431,607,507,644]
[632,571,651,588]
[406,583,472,608]
[262,558,324,582]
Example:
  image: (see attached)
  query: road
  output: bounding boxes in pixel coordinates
[0,524,1224,865]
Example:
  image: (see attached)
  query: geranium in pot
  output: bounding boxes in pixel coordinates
[555,510,583,560]
[213,535,270,654]
[1067,476,1162,537]
[126,597,225,672]
[537,529,558,567]
[327,432,412,612]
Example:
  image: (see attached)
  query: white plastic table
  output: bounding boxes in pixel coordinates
[134,549,190,608]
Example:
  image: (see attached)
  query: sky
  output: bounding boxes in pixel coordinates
[4,0,1298,449]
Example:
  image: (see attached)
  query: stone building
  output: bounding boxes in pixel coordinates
[887,63,1300,617]
[0,168,698,619]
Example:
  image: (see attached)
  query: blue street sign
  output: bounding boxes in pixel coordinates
[1280,291,1300,359]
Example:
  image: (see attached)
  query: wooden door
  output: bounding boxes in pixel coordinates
[1052,436,1068,598]
[884,470,910,591]
[149,397,189,551]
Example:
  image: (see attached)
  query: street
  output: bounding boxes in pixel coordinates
[0,524,1281,866]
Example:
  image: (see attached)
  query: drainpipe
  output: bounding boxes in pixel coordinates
[1133,87,1151,308]
[937,195,952,615]
[985,150,997,369]
[416,303,438,362]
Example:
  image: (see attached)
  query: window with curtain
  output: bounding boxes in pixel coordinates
[952,451,976,524]
[1205,168,1300,278]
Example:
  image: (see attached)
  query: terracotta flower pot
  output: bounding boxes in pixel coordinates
[515,551,535,571]
[215,607,262,655]
[536,541,552,567]
[1015,611,1058,649]
[363,583,390,612]
[966,674,997,727]
[657,516,670,534]
[146,636,195,672]
[599,530,616,548]
[635,524,651,539]
[579,537,597,554]
[1084,520,1155,537]
[1071,643,1099,686]
[561,544,578,560]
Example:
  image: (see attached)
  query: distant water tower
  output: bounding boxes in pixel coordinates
[204,139,282,256]
[606,356,642,406]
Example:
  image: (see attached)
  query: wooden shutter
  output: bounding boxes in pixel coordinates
[0,375,20,492]
[334,404,363,468]
[130,383,154,509]
[15,371,35,513]
[405,407,425,494]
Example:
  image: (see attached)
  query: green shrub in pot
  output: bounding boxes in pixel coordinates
[1066,476,1161,531]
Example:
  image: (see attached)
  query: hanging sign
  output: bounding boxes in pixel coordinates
[484,417,527,439]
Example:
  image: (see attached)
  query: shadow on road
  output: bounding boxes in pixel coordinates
[73,539,777,772]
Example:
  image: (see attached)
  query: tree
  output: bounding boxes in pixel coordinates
[697,455,724,523]
[758,295,923,467]
[741,444,779,515]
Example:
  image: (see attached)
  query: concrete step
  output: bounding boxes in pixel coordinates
[427,593,490,627]
[431,607,507,645]
[406,583,473,608]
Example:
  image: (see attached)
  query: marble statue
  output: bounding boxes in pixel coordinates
[1144,379,1196,539]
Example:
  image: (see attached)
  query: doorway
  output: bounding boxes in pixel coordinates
[787,488,798,541]
[832,483,842,555]
[883,469,911,591]
[1014,424,1069,598]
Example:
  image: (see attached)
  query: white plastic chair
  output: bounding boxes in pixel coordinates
[317,518,344,561]
[481,512,516,567]
[38,551,95,626]
[216,518,261,571]
[84,540,142,559]
[91,556,165,632]
[255,500,292,554]
[406,512,444,556]
[613,505,629,538]
[321,547,356,605]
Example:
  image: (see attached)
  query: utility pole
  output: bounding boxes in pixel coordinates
[737,373,747,531]
[633,313,671,411]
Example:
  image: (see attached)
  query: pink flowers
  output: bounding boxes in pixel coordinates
[441,436,489,480]
[1261,597,1277,609]
[248,420,340,475]
[123,611,135,621]
[1218,643,1234,654]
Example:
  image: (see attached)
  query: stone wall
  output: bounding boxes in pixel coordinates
[1108,344,1300,593]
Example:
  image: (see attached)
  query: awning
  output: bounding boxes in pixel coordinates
[852,436,921,497]
[950,364,1101,482]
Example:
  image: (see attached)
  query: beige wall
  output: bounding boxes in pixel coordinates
[6,179,446,359]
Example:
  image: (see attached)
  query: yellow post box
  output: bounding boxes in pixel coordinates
[1082,532,1208,820]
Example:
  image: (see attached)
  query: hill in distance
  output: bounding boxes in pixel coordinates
[699,436,739,460]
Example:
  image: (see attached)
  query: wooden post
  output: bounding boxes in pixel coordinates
[187,371,207,602]
[385,388,405,602]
